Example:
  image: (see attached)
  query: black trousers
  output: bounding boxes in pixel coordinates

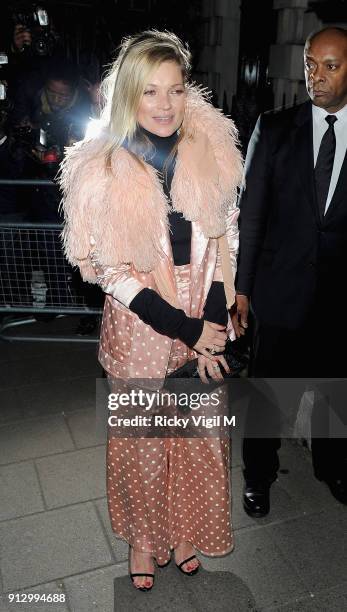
[243,269,347,483]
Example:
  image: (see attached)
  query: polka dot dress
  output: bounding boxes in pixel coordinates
[106,264,233,565]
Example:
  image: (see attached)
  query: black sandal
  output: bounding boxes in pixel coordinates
[130,572,155,591]
[129,548,155,591]
[175,554,200,576]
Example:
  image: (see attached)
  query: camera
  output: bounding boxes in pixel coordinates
[11,3,57,57]
[10,121,62,176]
[11,115,82,177]
[0,52,10,128]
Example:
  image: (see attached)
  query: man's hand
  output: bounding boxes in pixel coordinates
[13,25,32,52]
[231,294,249,338]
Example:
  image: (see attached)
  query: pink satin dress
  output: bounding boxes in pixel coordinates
[106,264,233,565]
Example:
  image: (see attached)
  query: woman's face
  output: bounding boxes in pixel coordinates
[136,60,186,137]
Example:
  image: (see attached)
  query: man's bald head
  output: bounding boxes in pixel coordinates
[304,27,347,112]
[305,27,347,49]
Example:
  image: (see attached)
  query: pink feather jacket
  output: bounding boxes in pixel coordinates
[59,87,243,380]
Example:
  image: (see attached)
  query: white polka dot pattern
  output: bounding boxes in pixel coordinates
[106,434,233,565]
[104,263,233,565]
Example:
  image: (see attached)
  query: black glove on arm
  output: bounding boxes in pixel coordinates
[129,288,204,348]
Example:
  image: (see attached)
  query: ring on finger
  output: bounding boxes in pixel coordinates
[212,364,219,371]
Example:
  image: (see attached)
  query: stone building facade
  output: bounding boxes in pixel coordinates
[269,0,346,109]
[194,0,241,110]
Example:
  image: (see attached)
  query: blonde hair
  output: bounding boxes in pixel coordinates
[100,29,192,169]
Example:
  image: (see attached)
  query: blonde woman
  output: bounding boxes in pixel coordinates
[60,30,242,591]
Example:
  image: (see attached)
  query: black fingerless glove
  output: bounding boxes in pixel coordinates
[129,288,204,348]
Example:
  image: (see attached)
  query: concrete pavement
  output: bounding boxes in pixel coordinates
[0,315,346,611]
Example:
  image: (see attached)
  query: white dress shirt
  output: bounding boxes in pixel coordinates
[312,103,347,213]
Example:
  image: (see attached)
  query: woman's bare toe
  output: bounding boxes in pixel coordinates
[174,542,200,573]
[129,547,154,590]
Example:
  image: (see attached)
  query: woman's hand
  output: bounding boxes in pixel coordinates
[193,320,227,359]
[197,354,230,384]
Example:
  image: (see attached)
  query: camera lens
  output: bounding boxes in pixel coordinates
[35,38,47,55]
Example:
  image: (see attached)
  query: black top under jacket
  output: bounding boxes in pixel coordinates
[126,126,227,348]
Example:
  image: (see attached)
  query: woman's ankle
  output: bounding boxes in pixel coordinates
[174,542,200,570]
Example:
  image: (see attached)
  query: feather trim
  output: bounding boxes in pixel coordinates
[58,85,243,280]
[173,84,243,238]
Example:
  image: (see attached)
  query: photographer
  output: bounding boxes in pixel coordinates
[7,58,97,322]
[11,59,91,146]
[6,23,34,94]
[5,3,61,97]
[0,52,25,221]
[12,22,32,53]
[10,59,92,221]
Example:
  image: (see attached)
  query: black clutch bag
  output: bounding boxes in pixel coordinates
[166,339,248,380]
[154,234,246,386]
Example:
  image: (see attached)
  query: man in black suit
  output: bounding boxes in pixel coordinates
[233,27,347,515]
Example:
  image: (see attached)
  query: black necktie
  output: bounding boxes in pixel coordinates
[314,114,337,217]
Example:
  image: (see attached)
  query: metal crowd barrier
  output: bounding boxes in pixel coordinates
[0,178,103,342]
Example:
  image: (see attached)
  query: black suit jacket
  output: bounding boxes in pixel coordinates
[236,101,347,329]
